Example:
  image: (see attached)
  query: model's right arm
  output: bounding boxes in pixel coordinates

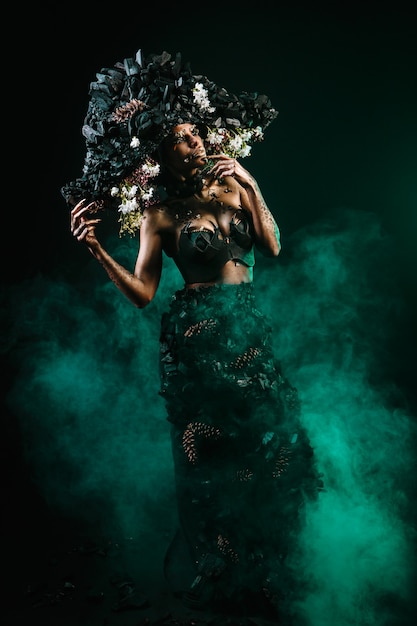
[71,200,163,308]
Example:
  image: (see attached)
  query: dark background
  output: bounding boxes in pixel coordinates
[20,2,415,403]
[3,3,416,624]
[15,3,417,341]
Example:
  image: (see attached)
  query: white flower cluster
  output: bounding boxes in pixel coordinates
[111,145,160,236]
[192,82,215,113]
[205,126,264,159]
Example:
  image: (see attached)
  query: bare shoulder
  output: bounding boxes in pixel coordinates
[141,203,175,231]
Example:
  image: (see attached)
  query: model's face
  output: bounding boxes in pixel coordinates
[162,123,207,176]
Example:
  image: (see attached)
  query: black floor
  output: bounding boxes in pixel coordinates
[2,493,279,626]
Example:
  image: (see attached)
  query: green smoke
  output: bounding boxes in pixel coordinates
[259,208,416,625]
[4,208,416,624]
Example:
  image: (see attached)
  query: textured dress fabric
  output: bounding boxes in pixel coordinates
[159,282,322,620]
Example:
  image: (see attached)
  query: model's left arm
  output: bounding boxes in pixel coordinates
[209,155,281,257]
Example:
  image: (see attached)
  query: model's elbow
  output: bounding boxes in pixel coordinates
[263,228,281,257]
[269,239,281,257]
[258,242,280,259]
[131,277,159,308]
[267,240,281,257]
[135,294,153,309]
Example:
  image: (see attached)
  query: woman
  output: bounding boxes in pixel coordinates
[63,49,321,623]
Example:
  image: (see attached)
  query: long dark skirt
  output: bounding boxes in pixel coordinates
[159,283,321,621]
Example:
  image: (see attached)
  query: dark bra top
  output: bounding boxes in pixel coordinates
[175,212,255,283]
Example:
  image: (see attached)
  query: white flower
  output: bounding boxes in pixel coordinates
[206,128,226,146]
[240,130,253,143]
[239,144,252,157]
[128,185,138,199]
[193,82,215,113]
[229,135,243,152]
[142,187,155,201]
[142,162,160,177]
[118,196,140,215]
[130,136,140,148]
[110,186,119,197]
[252,126,264,141]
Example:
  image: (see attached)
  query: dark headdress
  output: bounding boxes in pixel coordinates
[61,48,278,234]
